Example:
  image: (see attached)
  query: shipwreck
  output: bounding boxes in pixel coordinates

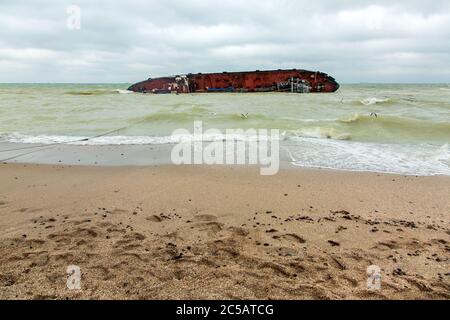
[128,69,339,94]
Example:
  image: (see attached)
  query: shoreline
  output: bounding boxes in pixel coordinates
[1,142,449,177]
[0,163,449,299]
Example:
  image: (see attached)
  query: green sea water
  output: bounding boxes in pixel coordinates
[0,83,449,175]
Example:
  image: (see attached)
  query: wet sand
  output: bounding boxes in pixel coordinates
[0,163,449,299]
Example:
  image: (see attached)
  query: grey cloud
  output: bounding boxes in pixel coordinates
[0,0,449,83]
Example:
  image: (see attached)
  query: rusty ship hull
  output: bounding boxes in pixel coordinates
[128,69,339,94]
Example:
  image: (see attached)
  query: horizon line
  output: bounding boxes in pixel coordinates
[0,82,449,85]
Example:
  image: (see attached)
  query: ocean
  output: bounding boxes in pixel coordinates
[0,83,449,175]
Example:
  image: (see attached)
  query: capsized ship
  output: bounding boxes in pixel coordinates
[128,69,339,94]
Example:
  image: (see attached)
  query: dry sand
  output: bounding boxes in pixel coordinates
[0,163,449,300]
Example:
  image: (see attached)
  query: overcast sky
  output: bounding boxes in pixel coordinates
[0,0,449,83]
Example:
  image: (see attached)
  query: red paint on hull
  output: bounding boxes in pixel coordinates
[128,69,339,94]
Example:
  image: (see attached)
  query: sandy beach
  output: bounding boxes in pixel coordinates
[0,163,448,300]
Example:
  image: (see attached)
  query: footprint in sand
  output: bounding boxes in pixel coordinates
[131,232,146,241]
[228,226,250,237]
[74,228,98,238]
[52,252,76,263]
[277,247,298,257]
[282,233,307,244]
[111,209,127,215]
[330,256,347,270]
[258,262,292,278]
[327,240,340,247]
[72,219,92,226]
[30,253,50,267]
[192,214,218,222]
[197,222,223,234]
[0,274,17,287]
[47,228,98,245]
[113,232,146,250]
[189,215,223,234]
[27,208,44,213]
[374,240,400,250]
[340,275,358,287]
[46,233,72,245]
[106,226,127,236]
[146,215,163,222]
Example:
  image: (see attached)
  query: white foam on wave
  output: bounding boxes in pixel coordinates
[360,97,390,106]
[115,89,134,94]
[288,137,450,176]
[0,132,286,146]
[2,133,449,176]
[291,127,351,140]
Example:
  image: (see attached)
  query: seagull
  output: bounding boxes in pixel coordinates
[240,113,249,119]
[370,112,378,118]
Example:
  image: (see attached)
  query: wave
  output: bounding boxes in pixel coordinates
[359,97,391,106]
[285,114,450,143]
[64,89,132,96]
[290,127,351,141]
[132,111,274,123]
[115,89,134,94]
[288,138,450,176]
[2,133,448,176]
[339,113,450,129]
[337,114,450,143]
[0,132,286,146]
[64,90,110,96]
[4,112,448,147]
